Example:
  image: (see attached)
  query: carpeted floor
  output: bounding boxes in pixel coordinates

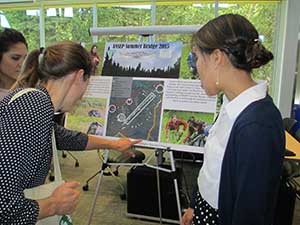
[59,149,300,225]
[60,149,171,225]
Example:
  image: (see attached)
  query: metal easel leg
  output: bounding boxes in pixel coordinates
[154,148,182,224]
[168,149,182,224]
[87,149,109,225]
[155,148,164,225]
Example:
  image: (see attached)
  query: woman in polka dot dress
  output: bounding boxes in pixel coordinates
[0,41,140,224]
[181,14,284,225]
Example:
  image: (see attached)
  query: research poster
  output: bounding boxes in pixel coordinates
[101,42,183,79]
[66,76,217,153]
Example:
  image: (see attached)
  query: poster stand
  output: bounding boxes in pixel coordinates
[84,26,212,224]
[86,146,182,225]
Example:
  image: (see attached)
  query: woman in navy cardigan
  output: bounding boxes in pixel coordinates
[181,14,285,225]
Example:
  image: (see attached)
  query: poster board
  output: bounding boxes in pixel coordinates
[67,41,217,153]
[66,76,217,154]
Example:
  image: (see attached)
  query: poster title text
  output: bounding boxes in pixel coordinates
[112,43,170,49]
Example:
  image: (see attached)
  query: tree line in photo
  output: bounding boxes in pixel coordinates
[101,51,181,79]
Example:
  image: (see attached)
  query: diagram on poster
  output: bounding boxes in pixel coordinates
[106,77,164,141]
[101,42,182,79]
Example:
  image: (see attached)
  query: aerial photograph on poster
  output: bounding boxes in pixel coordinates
[106,77,164,141]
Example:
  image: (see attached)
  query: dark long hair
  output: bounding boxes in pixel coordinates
[0,28,28,61]
[12,41,92,89]
[192,14,273,72]
[90,44,98,56]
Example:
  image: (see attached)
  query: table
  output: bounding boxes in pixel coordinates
[285,131,300,160]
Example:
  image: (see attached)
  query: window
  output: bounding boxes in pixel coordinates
[1,2,279,81]
[1,9,40,50]
[96,5,152,45]
[95,5,152,74]
[44,7,93,46]
[218,3,278,81]
[154,3,278,80]
[155,4,215,79]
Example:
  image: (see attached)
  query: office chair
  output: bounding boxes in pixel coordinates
[273,118,300,225]
[282,118,300,176]
[49,113,80,181]
[281,117,300,195]
[283,117,297,131]
[294,128,300,142]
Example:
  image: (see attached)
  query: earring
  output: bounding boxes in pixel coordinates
[215,70,220,86]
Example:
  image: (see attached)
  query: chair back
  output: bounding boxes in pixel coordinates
[283,118,297,133]
[294,128,300,142]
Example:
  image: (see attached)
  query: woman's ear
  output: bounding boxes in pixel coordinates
[211,49,223,67]
[74,69,85,83]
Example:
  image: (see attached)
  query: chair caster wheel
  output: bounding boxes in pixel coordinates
[113,170,119,176]
[75,161,79,167]
[83,184,89,191]
[120,193,126,200]
[103,172,112,176]
[62,153,67,158]
[49,175,55,182]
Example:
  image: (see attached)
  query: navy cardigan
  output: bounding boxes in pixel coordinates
[191,95,285,225]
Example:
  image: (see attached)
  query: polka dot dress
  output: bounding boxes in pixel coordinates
[193,191,219,225]
[0,87,86,224]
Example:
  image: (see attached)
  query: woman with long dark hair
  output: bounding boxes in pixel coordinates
[0,28,27,98]
[90,44,100,75]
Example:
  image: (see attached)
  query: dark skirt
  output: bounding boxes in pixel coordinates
[193,191,219,225]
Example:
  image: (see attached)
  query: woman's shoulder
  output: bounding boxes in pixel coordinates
[234,95,282,132]
[11,87,49,102]
[3,87,53,117]
[240,95,279,119]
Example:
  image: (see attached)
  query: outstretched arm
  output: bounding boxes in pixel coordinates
[54,124,141,156]
[86,135,142,157]
[181,119,188,131]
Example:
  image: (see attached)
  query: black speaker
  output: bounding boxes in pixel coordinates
[127,165,182,221]
[173,151,203,162]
